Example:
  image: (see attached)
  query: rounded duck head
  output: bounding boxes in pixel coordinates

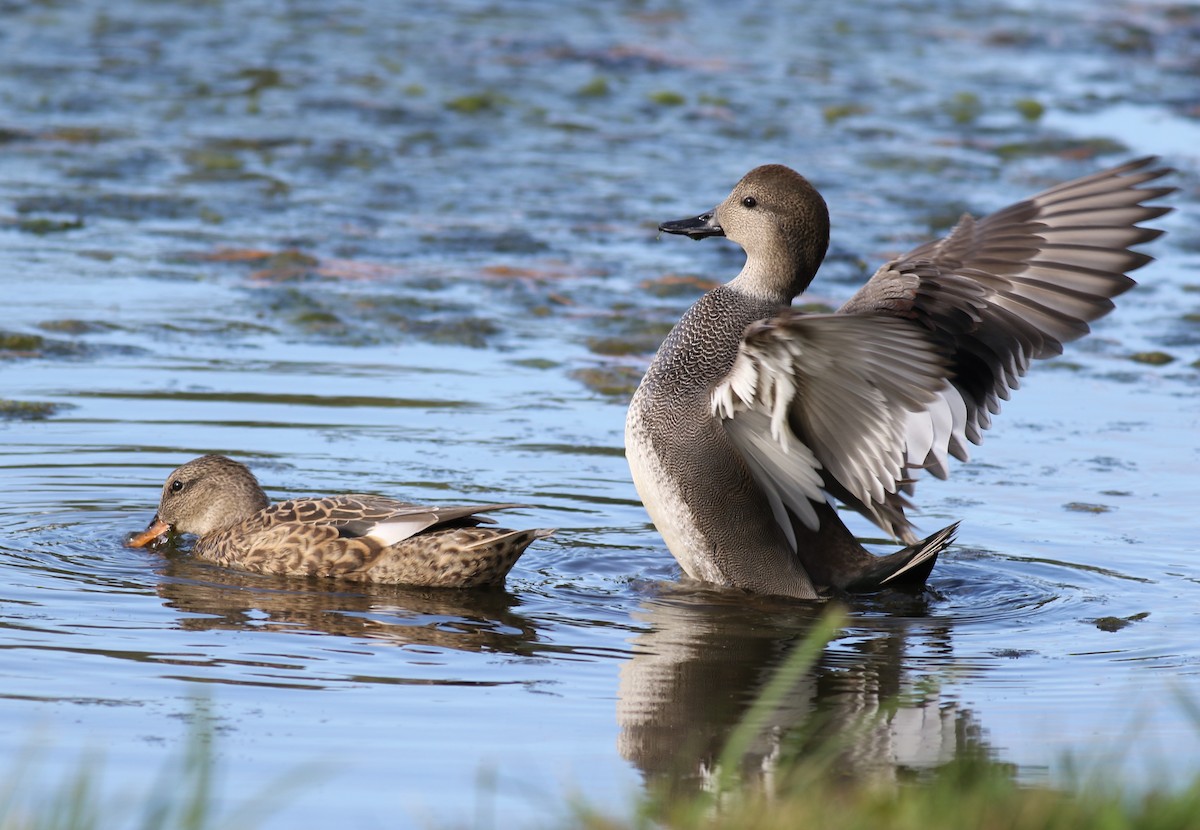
[151,454,271,538]
[719,164,830,301]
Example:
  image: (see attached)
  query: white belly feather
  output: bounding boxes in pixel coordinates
[624,404,725,585]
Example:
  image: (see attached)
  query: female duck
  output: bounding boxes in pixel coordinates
[129,454,552,588]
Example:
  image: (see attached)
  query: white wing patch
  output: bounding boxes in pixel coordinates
[364,514,441,547]
[712,313,950,539]
[902,383,970,481]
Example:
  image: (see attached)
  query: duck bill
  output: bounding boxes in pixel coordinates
[659,209,725,240]
[128,516,172,548]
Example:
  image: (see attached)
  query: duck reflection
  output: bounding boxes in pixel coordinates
[617,586,989,796]
[154,552,539,655]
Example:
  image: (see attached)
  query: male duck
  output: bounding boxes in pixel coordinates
[128,454,552,588]
[627,157,1173,599]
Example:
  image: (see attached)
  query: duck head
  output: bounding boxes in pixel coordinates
[660,164,830,302]
[128,455,270,547]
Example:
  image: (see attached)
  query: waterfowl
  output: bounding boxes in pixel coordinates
[128,454,552,588]
[627,157,1173,599]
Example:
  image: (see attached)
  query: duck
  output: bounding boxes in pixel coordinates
[127,454,553,588]
[626,157,1173,600]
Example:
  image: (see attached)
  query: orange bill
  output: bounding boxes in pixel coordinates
[128,517,171,548]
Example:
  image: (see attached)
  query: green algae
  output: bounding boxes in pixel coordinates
[1129,351,1175,366]
[12,217,84,234]
[1014,98,1045,121]
[570,364,644,399]
[0,332,48,353]
[1090,611,1150,632]
[0,399,71,420]
[576,77,611,98]
[944,91,982,124]
[1063,502,1114,514]
[823,103,870,125]
[992,136,1128,160]
[648,90,686,106]
[445,91,511,113]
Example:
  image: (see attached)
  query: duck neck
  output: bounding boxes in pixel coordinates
[727,258,802,305]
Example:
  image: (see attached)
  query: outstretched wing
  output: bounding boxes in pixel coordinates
[840,156,1173,472]
[715,158,1173,545]
[712,312,951,548]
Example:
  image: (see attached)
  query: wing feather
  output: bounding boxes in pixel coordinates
[707,159,1171,544]
[827,156,1172,534]
[713,313,950,539]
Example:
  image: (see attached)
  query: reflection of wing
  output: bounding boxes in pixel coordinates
[712,312,950,545]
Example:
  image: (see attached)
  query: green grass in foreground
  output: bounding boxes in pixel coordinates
[0,701,307,830]
[574,756,1200,830]
[0,719,215,830]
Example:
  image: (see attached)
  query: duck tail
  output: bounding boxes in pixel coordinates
[841,521,959,593]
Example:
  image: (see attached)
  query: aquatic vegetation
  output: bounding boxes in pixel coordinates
[1014,97,1045,121]
[35,320,113,335]
[0,399,71,421]
[0,332,49,355]
[1128,351,1175,366]
[648,90,687,106]
[445,90,512,113]
[991,136,1128,160]
[184,148,245,174]
[586,761,1200,830]
[943,91,983,124]
[639,274,722,298]
[1063,502,1114,514]
[577,77,612,98]
[1090,612,1150,633]
[15,193,198,222]
[570,364,644,398]
[823,103,870,125]
[10,217,85,234]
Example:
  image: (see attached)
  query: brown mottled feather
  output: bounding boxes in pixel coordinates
[129,455,553,588]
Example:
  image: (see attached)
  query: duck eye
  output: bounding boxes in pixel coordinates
[741,196,757,208]
[169,480,184,493]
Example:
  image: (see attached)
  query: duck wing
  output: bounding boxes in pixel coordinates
[257,496,525,546]
[712,312,950,548]
[840,156,1172,467]
[198,497,531,578]
[715,158,1173,544]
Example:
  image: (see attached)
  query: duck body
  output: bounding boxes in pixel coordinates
[631,159,1173,600]
[129,455,551,588]
[627,286,820,596]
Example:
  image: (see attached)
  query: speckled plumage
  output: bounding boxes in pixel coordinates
[631,159,1173,599]
[128,455,552,588]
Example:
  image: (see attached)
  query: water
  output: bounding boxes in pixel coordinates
[1,0,1198,825]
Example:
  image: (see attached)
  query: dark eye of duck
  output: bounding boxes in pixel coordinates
[169,479,184,493]
[741,196,757,208]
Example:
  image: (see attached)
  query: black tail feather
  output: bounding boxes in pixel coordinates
[841,521,959,593]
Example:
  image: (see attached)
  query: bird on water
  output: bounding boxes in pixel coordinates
[626,157,1173,599]
[129,454,552,588]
